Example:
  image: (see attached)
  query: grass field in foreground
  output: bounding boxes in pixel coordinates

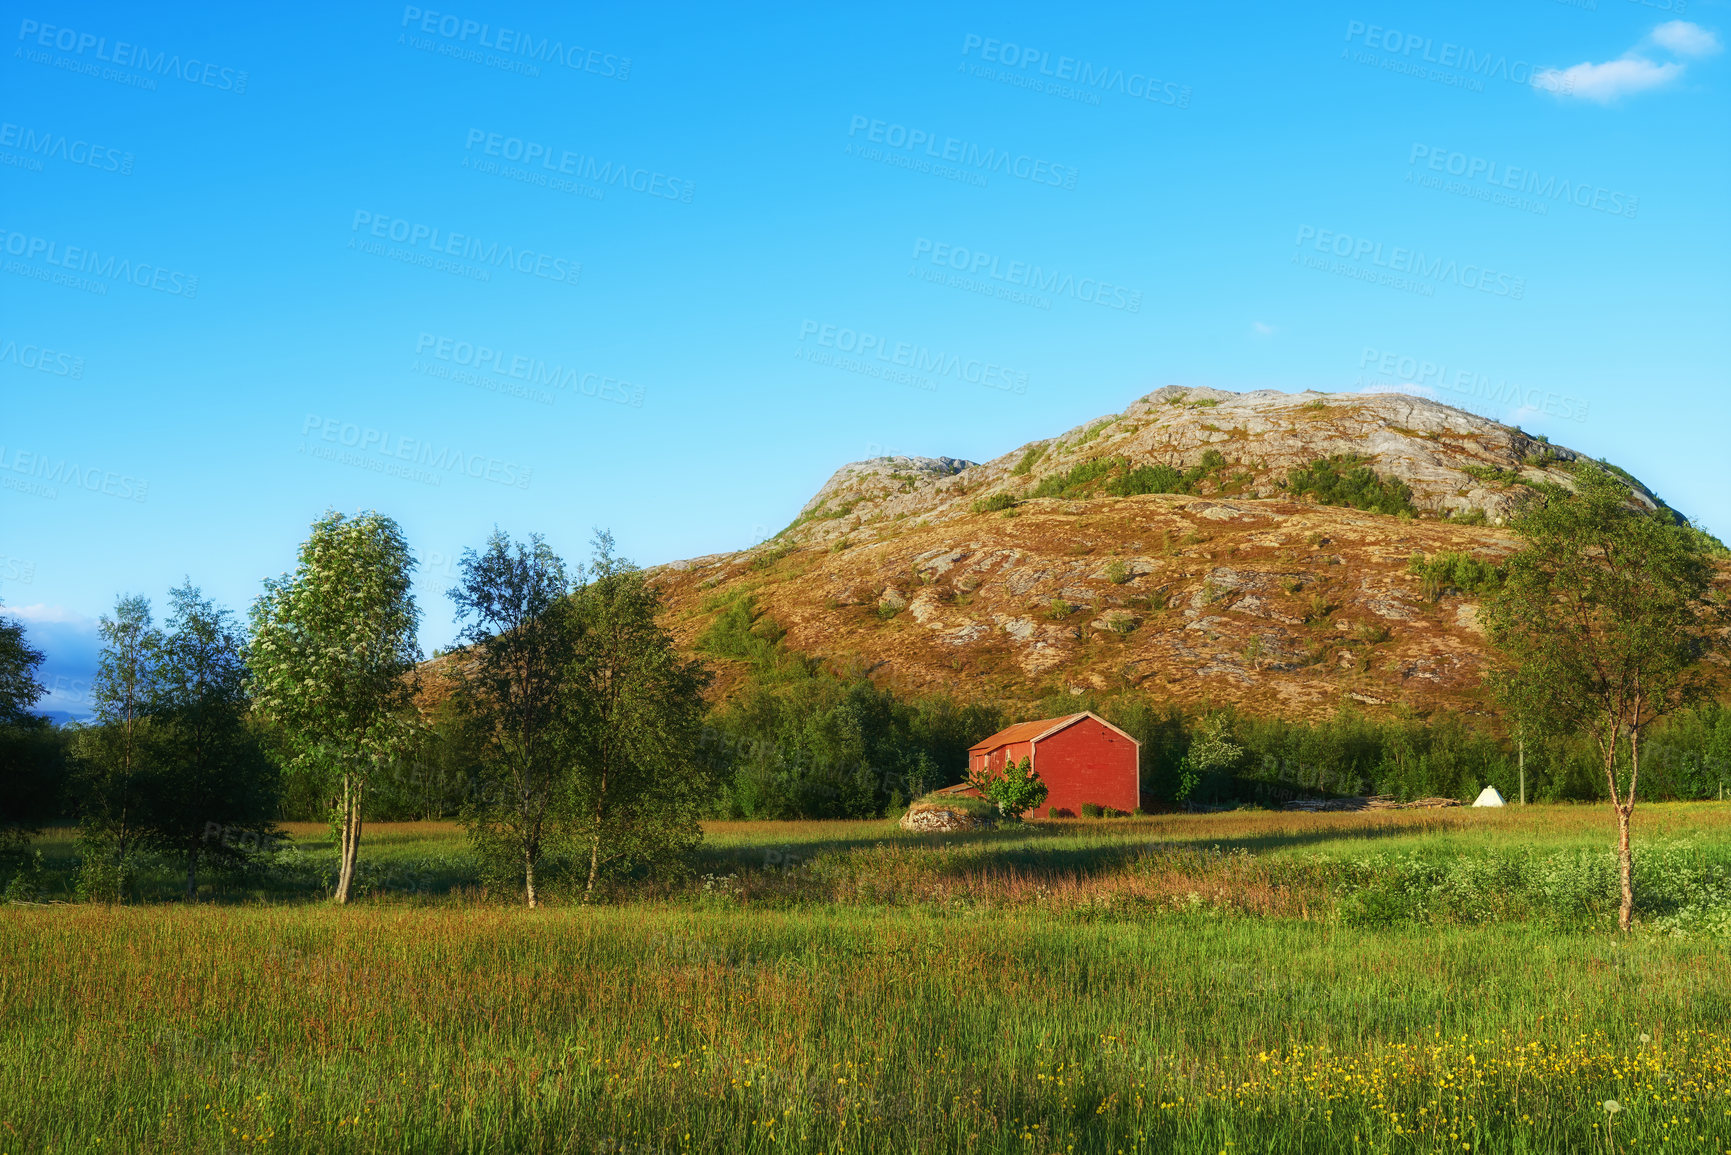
[4,806,1730,1152]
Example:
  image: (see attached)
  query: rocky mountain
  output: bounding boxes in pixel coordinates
[649,387,1686,721]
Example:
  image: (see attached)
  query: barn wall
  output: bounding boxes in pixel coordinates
[1032,718,1139,816]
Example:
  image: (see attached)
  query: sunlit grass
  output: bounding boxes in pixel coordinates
[6,806,1730,1150]
[4,903,1730,1152]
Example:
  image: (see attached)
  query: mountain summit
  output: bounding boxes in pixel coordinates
[652,388,1672,720]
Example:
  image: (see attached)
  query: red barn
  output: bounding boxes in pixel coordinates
[967,712,1140,817]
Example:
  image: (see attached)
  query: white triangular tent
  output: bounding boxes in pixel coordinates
[1472,786,1506,808]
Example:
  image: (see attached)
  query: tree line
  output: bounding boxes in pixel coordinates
[1,464,1726,927]
[0,512,708,907]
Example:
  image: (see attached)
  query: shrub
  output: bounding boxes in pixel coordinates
[1285,456,1416,517]
[1080,803,1104,818]
[1108,463,1186,497]
[971,492,1018,514]
[1031,457,1122,499]
[1408,551,1501,602]
[967,756,1049,819]
[1010,445,1048,476]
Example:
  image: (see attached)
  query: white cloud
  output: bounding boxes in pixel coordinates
[1651,21,1722,58]
[5,603,97,627]
[1540,22,1720,102]
[1538,56,1684,102]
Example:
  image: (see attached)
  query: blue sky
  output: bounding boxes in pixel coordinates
[3,1,1727,720]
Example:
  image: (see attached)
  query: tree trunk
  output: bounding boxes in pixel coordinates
[584,775,607,900]
[524,846,537,909]
[1616,803,1634,933]
[185,844,198,902]
[1615,723,1645,934]
[334,775,364,905]
[585,826,601,900]
[334,777,352,904]
[1517,736,1526,806]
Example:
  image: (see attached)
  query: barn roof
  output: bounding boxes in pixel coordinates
[969,714,1083,751]
[969,712,1143,752]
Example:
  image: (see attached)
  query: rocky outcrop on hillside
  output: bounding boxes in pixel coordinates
[776,387,1653,553]
[647,388,1700,721]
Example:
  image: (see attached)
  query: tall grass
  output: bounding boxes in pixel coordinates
[4,904,1730,1152]
[6,807,1731,1151]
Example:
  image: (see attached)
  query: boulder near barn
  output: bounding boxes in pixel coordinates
[968,712,1140,816]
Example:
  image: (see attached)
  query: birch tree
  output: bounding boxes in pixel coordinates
[249,511,420,904]
[1483,466,1721,932]
[73,595,161,899]
[449,530,572,907]
[565,533,710,898]
[152,582,278,900]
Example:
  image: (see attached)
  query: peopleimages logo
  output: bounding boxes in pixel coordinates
[300,415,533,489]
[1357,346,1588,422]
[0,228,198,297]
[414,333,646,408]
[15,18,249,93]
[910,238,1142,313]
[1342,20,1570,94]
[845,115,1079,190]
[959,34,1192,108]
[0,122,132,174]
[462,130,693,204]
[0,444,148,502]
[0,336,84,378]
[348,212,580,286]
[796,320,1029,395]
[398,7,630,79]
[1407,144,1637,220]
[1294,226,1525,299]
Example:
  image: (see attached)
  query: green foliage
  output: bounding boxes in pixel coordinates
[1460,464,1520,488]
[1483,464,1719,795]
[1408,551,1502,602]
[1285,456,1417,516]
[1010,444,1048,476]
[0,599,59,854]
[1074,419,1117,446]
[563,534,714,893]
[704,667,1003,820]
[247,510,422,903]
[1030,456,1121,498]
[70,594,161,897]
[696,593,809,682]
[749,541,797,570]
[447,531,574,905]
[1176,715,1243,804]
[968,755,1048,819]
[1108,462,1187,497]
[970,492,1018,513]
[149,583,279,896]
[0,599,46,726]
[1029,451,1229,501]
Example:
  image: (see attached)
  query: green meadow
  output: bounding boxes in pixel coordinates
[4,805,1731,1153]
